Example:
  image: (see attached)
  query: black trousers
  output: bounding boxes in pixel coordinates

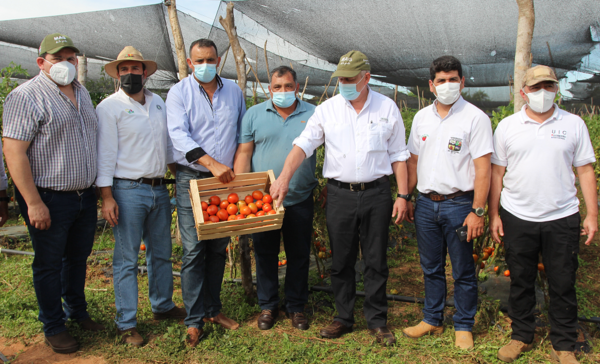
[502,208,580,351]
[326,180,393,329]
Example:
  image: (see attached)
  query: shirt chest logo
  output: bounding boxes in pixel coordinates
[156,105,162,110]
[126,109,134,114]
[550,129,567,140]
[447,137,463,153]
[421,134,429,141]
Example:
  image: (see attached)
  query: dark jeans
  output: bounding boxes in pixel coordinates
[176,169,229,329]
[502,208,580,351]
[413,192,477,331]
[252,194,313,313]
[326,180,393,329]
[16,187,97,337]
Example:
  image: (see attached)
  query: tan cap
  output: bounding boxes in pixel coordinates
[331,50,371,78]
[104,46,158,79]
[522,65,558,88]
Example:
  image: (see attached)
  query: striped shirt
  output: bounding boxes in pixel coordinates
[2,71,97,191]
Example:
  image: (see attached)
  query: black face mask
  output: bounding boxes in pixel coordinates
[120,73,144,95]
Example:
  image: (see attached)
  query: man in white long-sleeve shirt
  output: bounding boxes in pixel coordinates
[96,46,186,347]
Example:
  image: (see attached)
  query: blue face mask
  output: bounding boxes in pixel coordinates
[272,91,297,108]
[339,75,366,101]
[193,63,217,83]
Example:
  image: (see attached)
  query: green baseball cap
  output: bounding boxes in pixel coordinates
[331,50,371,78]
[38,33,80,56]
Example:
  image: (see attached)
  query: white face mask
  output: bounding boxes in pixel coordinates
[434,82,461,105]
[523,88,556,113]
[44,59,77,86]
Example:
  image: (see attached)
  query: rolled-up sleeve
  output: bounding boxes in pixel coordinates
[293,106,325,158]
[165,86,201,157]
[387,105,410,163]
[95,103,119,187]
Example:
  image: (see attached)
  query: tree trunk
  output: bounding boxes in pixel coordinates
[219,2,247,91]
[238,235,254,296]
[77,55,87,86]
[165,0,189,80]
[514,0,535,111]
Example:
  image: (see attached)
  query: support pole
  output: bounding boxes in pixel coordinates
[514,0,535,111]
[77,55,87,86]
[219,2,247,92]
[164,0,189,80]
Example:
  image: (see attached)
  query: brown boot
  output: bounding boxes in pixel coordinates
[117,328,144,347]
[550,348,579,364]
[203,312,240,330]
[153,306,187,321]
[186,327,205,348]
[368,326,396,346]
[78,318,106,332]
[497,340,534,362]
[455,331,474,349]
[286,312,309,331]
[44,331,79,354]
[319,321,353,339]
[402,321,444,338]
[257,309,278,330]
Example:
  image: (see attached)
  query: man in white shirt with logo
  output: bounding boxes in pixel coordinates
[270,51,410,346]
[96,46,186,347]
[490,65,597,364]
[402,56,493,350]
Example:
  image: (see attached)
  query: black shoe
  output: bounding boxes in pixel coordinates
[369,326,396,346]
[319,321,353,339]
[287,312,309,331]
[257,309,278,330]
[44,331,79,354]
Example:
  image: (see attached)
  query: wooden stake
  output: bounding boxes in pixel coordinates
[164,0,188,80]
[417,85,421,110]
[264,40,271,83]
[218,46,230,76]
[77,55,87,86]
[394,85,398,103]
[514,0,535,111]
[245,56,268,99]
[219,2,247,91]
[331,79,339,97]
[289,61,294,70]
[319,77,333,104]
[301,76,309,100]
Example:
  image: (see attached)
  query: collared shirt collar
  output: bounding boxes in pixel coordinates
[116,87,153,106]
[432,96,466,120]
[266,97,306,117]
[190,73,224,90]
[519,104,562,124]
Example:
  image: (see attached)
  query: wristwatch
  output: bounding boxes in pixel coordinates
[397,193,411,201]
[471,207,485,217]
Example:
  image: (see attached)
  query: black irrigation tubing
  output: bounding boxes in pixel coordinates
[0,248,113,256]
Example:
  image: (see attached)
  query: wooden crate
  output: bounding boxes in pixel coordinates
[189,170,285,240]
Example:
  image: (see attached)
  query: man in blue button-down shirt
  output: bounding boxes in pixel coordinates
[234,66,317,332]
[166,39,246,347]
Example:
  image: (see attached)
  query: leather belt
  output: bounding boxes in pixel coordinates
[114,177,174,187]
[328,176,389,192]
[176,164,213,179]
[421,190,472,201]
[37,187,93,195]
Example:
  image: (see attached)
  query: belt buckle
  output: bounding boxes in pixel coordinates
[350,183,365,192]
[430,193,444,202]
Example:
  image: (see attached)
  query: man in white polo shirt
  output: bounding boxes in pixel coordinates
[96,46,186,347]
[402,56,493,350]
[490,65,597,364]
[270,50,410,346]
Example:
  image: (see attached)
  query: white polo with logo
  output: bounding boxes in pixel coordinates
[408,96,493,195]
[491,105,596,222]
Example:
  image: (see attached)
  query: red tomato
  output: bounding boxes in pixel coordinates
[247,214,256,218]
[202,211,209,221]
[282,260,287,265]
[278,261,282,266]
[248,203,258,214]
[256,210,265,217]
[494,266,499,272]
[227,204,238,215]
[262,203,272,213]
[255,200,264,209]
[244,195,254,204]
[267,210,277,215]
[140,244,146,251]
[504,270,510,277]
[207,205,218,216]
[217,209,229,221]
[228,193,239,204]
[209,215,220,223]
[227,215,236,221]
[201,201,208,211]
[236,214,245,220]
[262,194,273,204]
[219,200,229,210]
[252,190,263,201]
[209,196,220,206]
[241,206,252,216]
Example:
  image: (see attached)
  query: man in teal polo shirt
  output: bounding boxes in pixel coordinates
[234,66,317,331]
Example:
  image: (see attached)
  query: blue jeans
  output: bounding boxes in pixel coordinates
[15,188,97,337]
[176,169,229,329]
[413,192,477,331]
[111,179,175,330]
[252,194,313,313]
